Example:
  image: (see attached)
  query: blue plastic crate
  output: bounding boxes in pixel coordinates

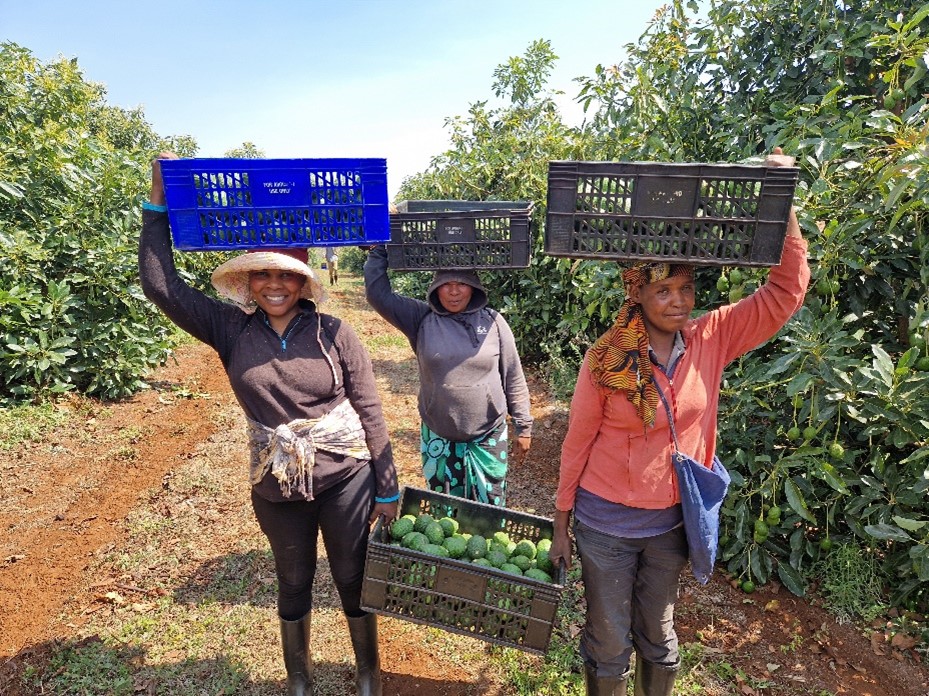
[160,158,390,251]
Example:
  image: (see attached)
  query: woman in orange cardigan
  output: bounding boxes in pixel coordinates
[550,151,810,696]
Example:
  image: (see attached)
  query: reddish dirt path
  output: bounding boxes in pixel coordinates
[0,342,229,656]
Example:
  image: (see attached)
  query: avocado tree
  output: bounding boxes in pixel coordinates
[0,42,208,401]
[642,0,928,607]
[398,39,619,389]
[224,142,265,158]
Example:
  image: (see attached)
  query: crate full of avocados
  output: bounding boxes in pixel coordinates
[361,487,565,655]
[387,200,533,270]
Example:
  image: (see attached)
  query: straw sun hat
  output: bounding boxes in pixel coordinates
[210,248,327,311]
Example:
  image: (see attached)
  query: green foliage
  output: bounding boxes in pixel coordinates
[0,42,210,402]
[338,245,367,274]
[398,39,607,380]
[0,401,68,450]
[619,0,929,608]
[43,637,137,695]
[813,542,888,623]
[489,565,585,694]
[223,141,264,158]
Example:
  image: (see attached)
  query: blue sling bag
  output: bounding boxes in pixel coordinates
[655,384,731,585]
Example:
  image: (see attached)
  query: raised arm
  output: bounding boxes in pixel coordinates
[138,154,241,350]
[362,245,430,348]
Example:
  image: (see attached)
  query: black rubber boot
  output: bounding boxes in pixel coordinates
[347,613,382,696]
[584,661,630,695]
[280,612,313,696]
[633,658,679,696]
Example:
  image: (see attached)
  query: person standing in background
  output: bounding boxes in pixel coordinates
[325,246,339,286]
[363,245,532,506]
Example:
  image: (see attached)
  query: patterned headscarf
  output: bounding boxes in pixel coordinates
[587,262,695,426]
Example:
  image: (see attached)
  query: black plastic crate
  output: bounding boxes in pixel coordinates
[544,161,799,267]
[387,201,533,270]
[360,487,565,654]
[160,157,389,251]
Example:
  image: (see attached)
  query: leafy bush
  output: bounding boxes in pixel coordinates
[338,246,367,274]
[0,42,210,402]
[813,542,887,623]
[632,0,929,609]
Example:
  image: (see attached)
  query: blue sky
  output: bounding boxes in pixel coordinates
[2,0,668,199]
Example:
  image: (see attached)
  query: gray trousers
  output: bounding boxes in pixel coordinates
[575,521,688,677]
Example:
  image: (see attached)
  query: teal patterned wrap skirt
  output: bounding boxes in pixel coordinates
[420,421,509,506]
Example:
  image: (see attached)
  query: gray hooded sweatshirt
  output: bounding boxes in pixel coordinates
[364,246,532,443]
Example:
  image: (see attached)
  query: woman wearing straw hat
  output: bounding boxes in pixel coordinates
[549,150,809,696]
[139,153,397,696]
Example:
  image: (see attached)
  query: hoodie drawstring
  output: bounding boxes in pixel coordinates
[452,313,482,347]
[317,313,340,386]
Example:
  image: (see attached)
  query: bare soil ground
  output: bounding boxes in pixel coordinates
[1,274,927,695]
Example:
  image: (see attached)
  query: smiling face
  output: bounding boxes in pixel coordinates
[630,274,695,342]
[248,269,306,328]
[436,281,474,314]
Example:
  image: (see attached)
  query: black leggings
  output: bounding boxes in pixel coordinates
[251,465,374,621]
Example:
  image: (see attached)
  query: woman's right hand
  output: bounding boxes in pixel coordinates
[763,146,795,169]
[149,151,179,206]
[370,500,398,525]
[549,510,573,570]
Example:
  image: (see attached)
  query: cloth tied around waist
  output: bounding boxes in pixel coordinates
[247,399,371,499]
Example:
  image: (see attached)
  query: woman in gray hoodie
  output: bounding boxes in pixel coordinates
[364,245,532,506]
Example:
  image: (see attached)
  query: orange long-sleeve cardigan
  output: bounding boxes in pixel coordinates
[555,235,810,512]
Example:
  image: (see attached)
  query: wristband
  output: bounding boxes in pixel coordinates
[374,492,400,504]
[142,201,167,212]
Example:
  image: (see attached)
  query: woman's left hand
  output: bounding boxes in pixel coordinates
[149,151,179,205]
[370,501,398,525]
[765,147,802,238]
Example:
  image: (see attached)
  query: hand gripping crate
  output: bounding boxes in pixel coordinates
[387,200,533,270]
[160,158,390,251]
[544,161,800,267]
[361,487,566,654]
